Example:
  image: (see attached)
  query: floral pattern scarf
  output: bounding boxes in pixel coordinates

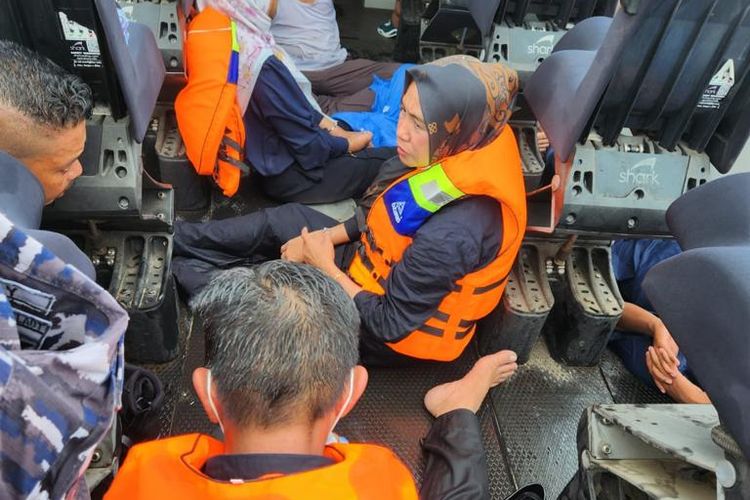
[405,55,519,163]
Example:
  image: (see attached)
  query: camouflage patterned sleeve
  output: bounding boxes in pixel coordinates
[0,213,127,499]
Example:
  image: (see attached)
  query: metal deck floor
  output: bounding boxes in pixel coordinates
[145,301,668,499]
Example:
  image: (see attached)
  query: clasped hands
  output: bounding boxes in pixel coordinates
[646,322,681,393]
[281,227,337,275]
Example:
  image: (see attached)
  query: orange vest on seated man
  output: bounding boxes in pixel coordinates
[348,125,527,362]
[105,433,418,499]
[175,7,248,197]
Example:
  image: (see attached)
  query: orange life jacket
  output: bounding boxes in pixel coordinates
[105,433,418,500]
[175,7,249,197]
[348,126,527,361]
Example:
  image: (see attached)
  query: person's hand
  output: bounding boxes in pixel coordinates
[280,235,305,263]
[346,131,373,153]
[329,126,373,154]
[300,227,336,273]
[651,321,680,375]
[646,346,679,393]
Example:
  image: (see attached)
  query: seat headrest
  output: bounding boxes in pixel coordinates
[667,173,750,250]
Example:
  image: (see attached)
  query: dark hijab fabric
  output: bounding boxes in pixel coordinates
[406,55,519,163]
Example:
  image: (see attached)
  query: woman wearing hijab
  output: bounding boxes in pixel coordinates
[184,0,388,204]
[172,55,527,364]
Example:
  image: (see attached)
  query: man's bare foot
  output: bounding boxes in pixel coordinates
[424,350,518,418]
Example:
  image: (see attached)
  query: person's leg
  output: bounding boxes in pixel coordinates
[172,204,340,296]
[260,147,396,204]
[304,60,401,114]
[174,203,340,264]
[377,0,401,38]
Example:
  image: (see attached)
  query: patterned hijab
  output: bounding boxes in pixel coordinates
[405,55,519,163]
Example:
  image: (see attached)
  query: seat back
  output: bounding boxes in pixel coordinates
[528,0,750,172]
[0,0,170,222]
[0,0,164,143]
[525,7,644,161]
[643,173,750,460]
[594,0,750,173]
[495,0,617,29]
[667,171,750,250]
[484,0,617,81]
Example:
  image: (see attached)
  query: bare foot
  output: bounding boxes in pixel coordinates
[424,350,518,418]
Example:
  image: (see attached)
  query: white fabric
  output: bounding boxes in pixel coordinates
[196,0,323,115]
[271,0,348,72]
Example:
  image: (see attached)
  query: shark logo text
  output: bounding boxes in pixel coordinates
[618,158,660,187]
[527,34,555,56]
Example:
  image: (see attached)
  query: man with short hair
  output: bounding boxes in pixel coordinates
[0,39,94,276]
[107,261,518,498]
[0,40,90,205]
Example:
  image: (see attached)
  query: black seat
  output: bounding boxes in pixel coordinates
[0,0,168,221]
[0,0,164,143]
[643,172,750,460]
[526,0,750,173]
[666,171,750,250]
[493,0,617,29]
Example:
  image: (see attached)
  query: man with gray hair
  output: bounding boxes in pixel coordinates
[107,261,519,498]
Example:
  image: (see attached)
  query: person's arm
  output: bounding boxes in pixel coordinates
[646,349,711,403]
[299,198,502,342]
[250,57,348,168]
[618,302,681,384]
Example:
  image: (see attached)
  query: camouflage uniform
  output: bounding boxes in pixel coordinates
[0,213,127,499]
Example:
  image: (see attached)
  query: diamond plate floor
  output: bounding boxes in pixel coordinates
[144,310,669,500]
[490,341,614,498]
[338,346,516,498]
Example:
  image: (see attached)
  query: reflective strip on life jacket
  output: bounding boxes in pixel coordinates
[383,163,466,236]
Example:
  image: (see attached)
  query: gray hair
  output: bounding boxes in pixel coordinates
[0,40,92,129]
[192,261,360,428]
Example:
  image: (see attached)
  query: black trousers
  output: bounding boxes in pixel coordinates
[172,203,357,298]
[172,202,417,366]
[260,147,396,204]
